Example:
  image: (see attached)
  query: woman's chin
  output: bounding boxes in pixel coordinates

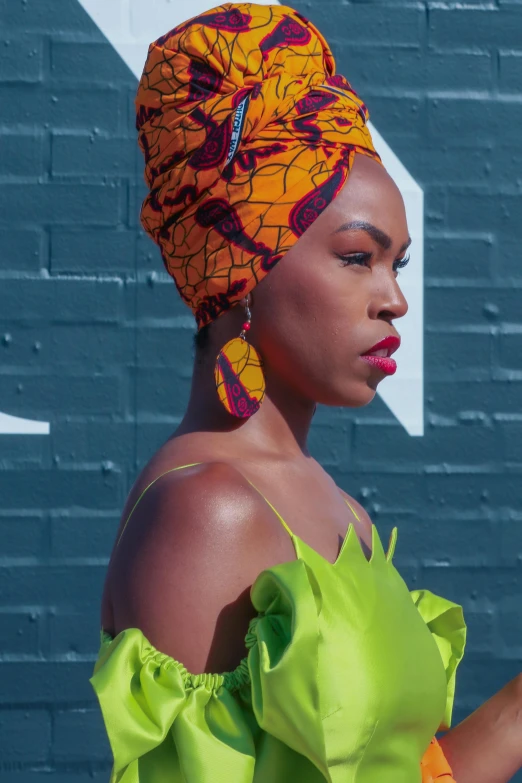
[318,383,377,409]
[347,387,377,408]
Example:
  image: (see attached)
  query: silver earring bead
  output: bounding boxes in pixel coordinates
[239,300,252,341]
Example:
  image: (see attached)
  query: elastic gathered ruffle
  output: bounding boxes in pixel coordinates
[98,614,262,696]
[92,625,259,777]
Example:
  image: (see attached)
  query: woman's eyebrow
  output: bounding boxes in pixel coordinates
[332,219,411,254]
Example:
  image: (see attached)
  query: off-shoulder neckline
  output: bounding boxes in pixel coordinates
[293,521,398,569]
[100,522,398,640]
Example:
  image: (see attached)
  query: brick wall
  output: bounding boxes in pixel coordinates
[1,0,521,778]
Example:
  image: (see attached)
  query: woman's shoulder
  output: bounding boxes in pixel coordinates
[118,458,287,548]
[104,457,296,672]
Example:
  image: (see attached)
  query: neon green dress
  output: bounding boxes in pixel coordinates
[90,464,466,783]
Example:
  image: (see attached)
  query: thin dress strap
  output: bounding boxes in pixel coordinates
[241,477,294,537]
[115,462,203,548]
[115,461,295,547]
[342,496,362,522]
[243,480,362,536]
[116,461,360,550]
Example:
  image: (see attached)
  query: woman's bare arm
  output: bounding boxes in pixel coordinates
[439,674,522,783]
[108,461,295,673]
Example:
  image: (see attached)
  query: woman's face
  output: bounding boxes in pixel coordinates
[251,152,410,408]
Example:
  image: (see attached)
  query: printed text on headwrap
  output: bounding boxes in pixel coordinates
[225,94,251,167]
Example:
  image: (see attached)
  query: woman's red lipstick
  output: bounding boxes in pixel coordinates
[360,335,400,376]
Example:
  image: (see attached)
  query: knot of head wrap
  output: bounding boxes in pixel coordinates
[136,2,382,329]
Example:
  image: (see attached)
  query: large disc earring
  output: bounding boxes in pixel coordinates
[214,297,266,418]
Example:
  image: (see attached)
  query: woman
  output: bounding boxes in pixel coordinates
[91,4,522,782]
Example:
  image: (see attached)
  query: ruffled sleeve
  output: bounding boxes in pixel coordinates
[90,627,256,782]
[247,559,330,779]
[91,557,328,783]
[410,589,467,731]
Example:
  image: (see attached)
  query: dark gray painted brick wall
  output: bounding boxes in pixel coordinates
[1,0,521,778]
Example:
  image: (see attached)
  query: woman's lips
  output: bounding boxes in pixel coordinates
[360,335,400,376]
[361,354,397,375]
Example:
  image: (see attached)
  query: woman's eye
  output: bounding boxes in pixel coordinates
[336,252,411,273]
[393,254,410,273]
[337,252,372,268]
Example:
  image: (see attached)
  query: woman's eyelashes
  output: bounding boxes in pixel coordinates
[336,252,411,273]
[337,252,371,268]
[394,254,410,272]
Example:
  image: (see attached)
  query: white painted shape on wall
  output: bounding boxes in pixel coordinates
[48,0,425,438]
[368,123,424,436]
[78,0,277,78]
[0,412,50,435]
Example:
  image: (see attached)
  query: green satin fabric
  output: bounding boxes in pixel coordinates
[91,524,466,783]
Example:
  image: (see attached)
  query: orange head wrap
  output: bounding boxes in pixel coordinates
[136,2,381,329]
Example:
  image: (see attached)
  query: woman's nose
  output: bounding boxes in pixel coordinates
[374,272,409,322]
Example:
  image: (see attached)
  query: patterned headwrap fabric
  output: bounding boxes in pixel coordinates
[136,2,382,329]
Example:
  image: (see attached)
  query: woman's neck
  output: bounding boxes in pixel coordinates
[175,355,315,457]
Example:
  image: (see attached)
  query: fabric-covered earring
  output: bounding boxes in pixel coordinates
[214,297,266,418]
